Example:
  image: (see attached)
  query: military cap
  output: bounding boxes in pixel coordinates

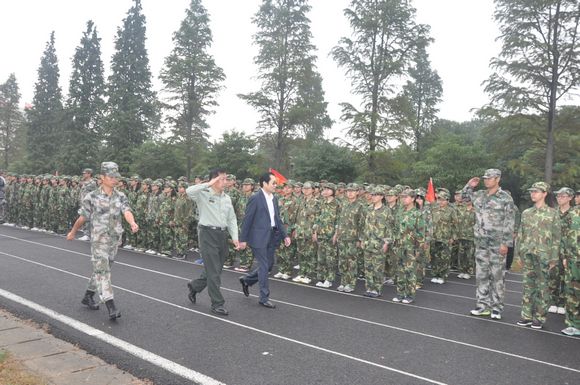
[346,183,359,191]
[63,175,71,181]
[385,189,398,196]
[528,181,550,193]
[455,190,463,195]
[130,175,141,181]
[437,188,450,200]
[82,168,93,174]
[303,181,314,189]
[178,181,188,189]
[164,180,177,189]
[483,169,501,179]
[576,190,580,195]
[554,187,574,196]
[177,176,187,182]
[152,179,163,187]
[165,176,174,181]
[72,176,80,183]
[370,186,385,195]
[286,179,296,187]
[337,182,346,188]
[324,182,337,191]
[295,182,303,187]
[100,162,121,178]
[142,178,152,184]
[242,178,255,185]
[415,187,426,197]
[400,188,416,197]
[394,184,404,194]
[313,182,320,188]
[226,174,236,180]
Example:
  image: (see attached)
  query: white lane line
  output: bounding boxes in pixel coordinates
[0,288,225,385]
[2,251,579,376]
[0,254,447,385]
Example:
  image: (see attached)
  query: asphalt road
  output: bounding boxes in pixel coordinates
[0,225,578,385]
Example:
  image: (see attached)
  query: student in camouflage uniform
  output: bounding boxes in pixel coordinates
[455,195,476,279]
[146,180,163,253]
[133,179,151,251]
[429,188,456,284]
[561,205,580,335]
[233,178,255,271]
[173,181,193,260]
[157,181,176,256]
[464,169,516,320]
[384,189,400,284]
[334,183,364,293]
[67,162,138,321]
[549,187,575,314]
[414,188,432,288]
[273,181,297,279]
[361,187,392,298]
[0,170,5,223]
[514,182,561,329]
[292,181,319,284]
[314,183,340,288]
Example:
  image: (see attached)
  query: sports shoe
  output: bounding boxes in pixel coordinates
[281,273,291,280]
[557,307,566,315]
[516,318,533,326]
[292,275,303,282]
[174,254,185,260]
[123,245,133,250]
[343,285,354,293]
[470,307,491,317]
[462,274,471,279]
[273,272,284,278]
[337,285,345,292]
[78,235,90,241]
[193,258,204,265]
[402,297,414,304]
[145,249,155,254]
[548,305,558,314]
[367,290,380,298]
[293,264,300,269]
[437,278,445,284]
[302,277,311,284]
[531,320,543,329]
[561,326,580,336]
[383,278,395,285]
[223,264,232,268]
[491,310,502,320]
[457,273,465,279]
[322,280,332,288]
[430,277,439,283]
[392,296,403,303]
[315,281,325,287]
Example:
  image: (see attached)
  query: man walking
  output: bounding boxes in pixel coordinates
[464,169,515,320]
[239,172,291,308]
[186,169,239,316]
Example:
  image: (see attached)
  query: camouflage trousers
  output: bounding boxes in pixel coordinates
[364,250,386,293]
[297,238,317,278]
[238,246,254,268]
[159,223,174,255]
[338,239,359,288]
[276,242,295,275]
[564,259,580,328]
[0,199,5,222]
[134,219,148,249]
[474,246,506,312]
[384,249,397,279]
[430,241,451,279]
[396,246,418,299]
[457,239,475,275]
[520,253,550,323]
[146,220,160,251]
[225,239,236,266]
[174,225,190,255]
[547,257,566,307]
[87,241,118,302]
[416,243,430,285]
[6,200,17,223]
[316,239,337,282]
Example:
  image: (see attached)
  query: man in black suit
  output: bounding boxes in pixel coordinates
[239,172,291,308]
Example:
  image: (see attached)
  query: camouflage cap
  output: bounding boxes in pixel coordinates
[226,174,236,180]
[178,181,188,189]
[313,182,320,188]
[164,180,177,189]
[528,181,550,193]
[302,181,314,189]
[324,182,337,191]
[483,168,501,179]
[142,178,152,185]
[177,176,187,182]
[346,183,359,191]
[242,178,255,185]
[385,189,398,196]
[554,187,574,196]
[152,179,163,187]
[437,188,450,200]
[415,187,426,197]
[337,182,346,188]
[400,188,416,197]
[82,168,93,174]
[455,190,463,195]
[295,182,303,187]
[370,186,385,195]
[130,175,141,181]
[100,162,121,178]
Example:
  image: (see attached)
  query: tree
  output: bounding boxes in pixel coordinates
[205,130,260,179]
[239,0,330,172]
[104,0,160,171]
[160,0,225,180]
[292,140,358,182]
[331,0,430,174]
[0,74,25,169]
[62,20,105,174]
[27,31,64,173]
[401,46,442,152]
[484,0,580,182]
[129,141,186,179]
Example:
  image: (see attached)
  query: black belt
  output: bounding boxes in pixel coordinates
[199,224,227,231]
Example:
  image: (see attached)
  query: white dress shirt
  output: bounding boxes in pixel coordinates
[261,188,276,227]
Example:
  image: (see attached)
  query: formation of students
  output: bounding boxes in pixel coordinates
[0,169,578,336]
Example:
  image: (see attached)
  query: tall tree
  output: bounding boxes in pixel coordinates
[484,0,580,182]
[27,31,64,173]
[160,0,225,179]
[63,20,105,174]
[331,0,429,175]
[104,0,159,171]
[239,0,330,171]
[0,74,25,169]
[401,46,442,152]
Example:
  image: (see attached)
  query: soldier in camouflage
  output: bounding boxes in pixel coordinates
[274,181,298,280]
[414,188,432,289]
[173,181,193,260]
[513,182,561,329]
[464,169,515,320]
[455,195,476,279]
[561,205,580,335]
[233,178,255,272]
[292,181,319,284]
[314,183,340,288]
[67,162,138,321]
[157,181,176,256]
[429,188,456,284]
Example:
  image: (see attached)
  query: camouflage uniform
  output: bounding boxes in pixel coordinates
[277,190,298,275]
[133,183,150,250]
[335,185,364,290]
[415,195,432,286]
[515,182,561,325]
[463,170,515,314]
[157,187,176,255]
[455,203,476,275]
[146,183,163,251]
[235,182,255,269]
[549,189,574,310]
[314,188,339,284]
[174,186,193,257]
[294,183,319,280]
[562,206,580,333]
[430,190,456,280]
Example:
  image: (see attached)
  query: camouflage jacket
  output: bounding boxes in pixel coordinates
[394,207,427,248]
[430,204,456,242]
[455,204,476,240]
[463,185,515,247]
[134,191,149,222]
[79,187,131,245]
[174,193,193,226]
[335,199,364,242]
[314,198,340,240]
[515,204,561,262]
[294,196,319,239]
[562,206,579,262]
[157,195,175,225]
[559,208,573,259]
[79,179,97,204]
[235,192,253,227]
[361,204,392,252]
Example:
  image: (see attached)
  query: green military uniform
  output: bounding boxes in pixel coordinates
[314,183,340,287]
[430,188,456,282]
[562,206,580,335]
[174,182,193,259]
[276,185,298,277]
[157,183,176,256]
[455,202,476,277]
[293,182,319,283]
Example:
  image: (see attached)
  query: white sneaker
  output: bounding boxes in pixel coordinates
[273,272,284,278]
[384,278,394,285]
[392,296,402,303]
[302,277,311,284]
[548,305,558,314]
[337,285,345,292]
[431,277,439,283]
[123,245,133,250]
[31,227,39,231]
[438,278,445,284]
[292,275,303,282]
[557,307,566,315]
[315,281,325,287]
[463,274,470,279]
[135,248,144,252]
[402,297,414,304]
[322,280,332,288]
[343,285,354,293]
[78,235,90,241]
[293,264,300,269]
[281,273,291,280]
[21,226,30,230]
[491,310,502,320]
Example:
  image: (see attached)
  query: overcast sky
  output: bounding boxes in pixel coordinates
[0,0,501,141]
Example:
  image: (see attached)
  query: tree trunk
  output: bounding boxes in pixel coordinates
[545,2,561,183]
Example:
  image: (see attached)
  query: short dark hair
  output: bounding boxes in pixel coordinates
[259,172,275,188]
[209,168,226,180]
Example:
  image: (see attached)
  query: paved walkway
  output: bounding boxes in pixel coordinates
[0,309,146,385]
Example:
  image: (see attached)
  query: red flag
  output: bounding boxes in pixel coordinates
[426,177,436,203]
[269,168,288,185]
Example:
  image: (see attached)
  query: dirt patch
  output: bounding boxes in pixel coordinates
[0,350,48,385]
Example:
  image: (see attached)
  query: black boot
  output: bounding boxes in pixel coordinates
[105,299,121,320]
[81,290,99,310]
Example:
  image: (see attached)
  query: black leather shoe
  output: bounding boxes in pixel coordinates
[259,301,276,309]
[239,277,249,297]
[105,299,121,320]
[81,290,99,310]
[211,306,229,316]
[187,283,196,304]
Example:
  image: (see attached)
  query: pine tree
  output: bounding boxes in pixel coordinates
[0,74,25,169]
[104,0,159,171]
[63,20,105,174]
[160,0,225,179]
[27,31,64,173]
